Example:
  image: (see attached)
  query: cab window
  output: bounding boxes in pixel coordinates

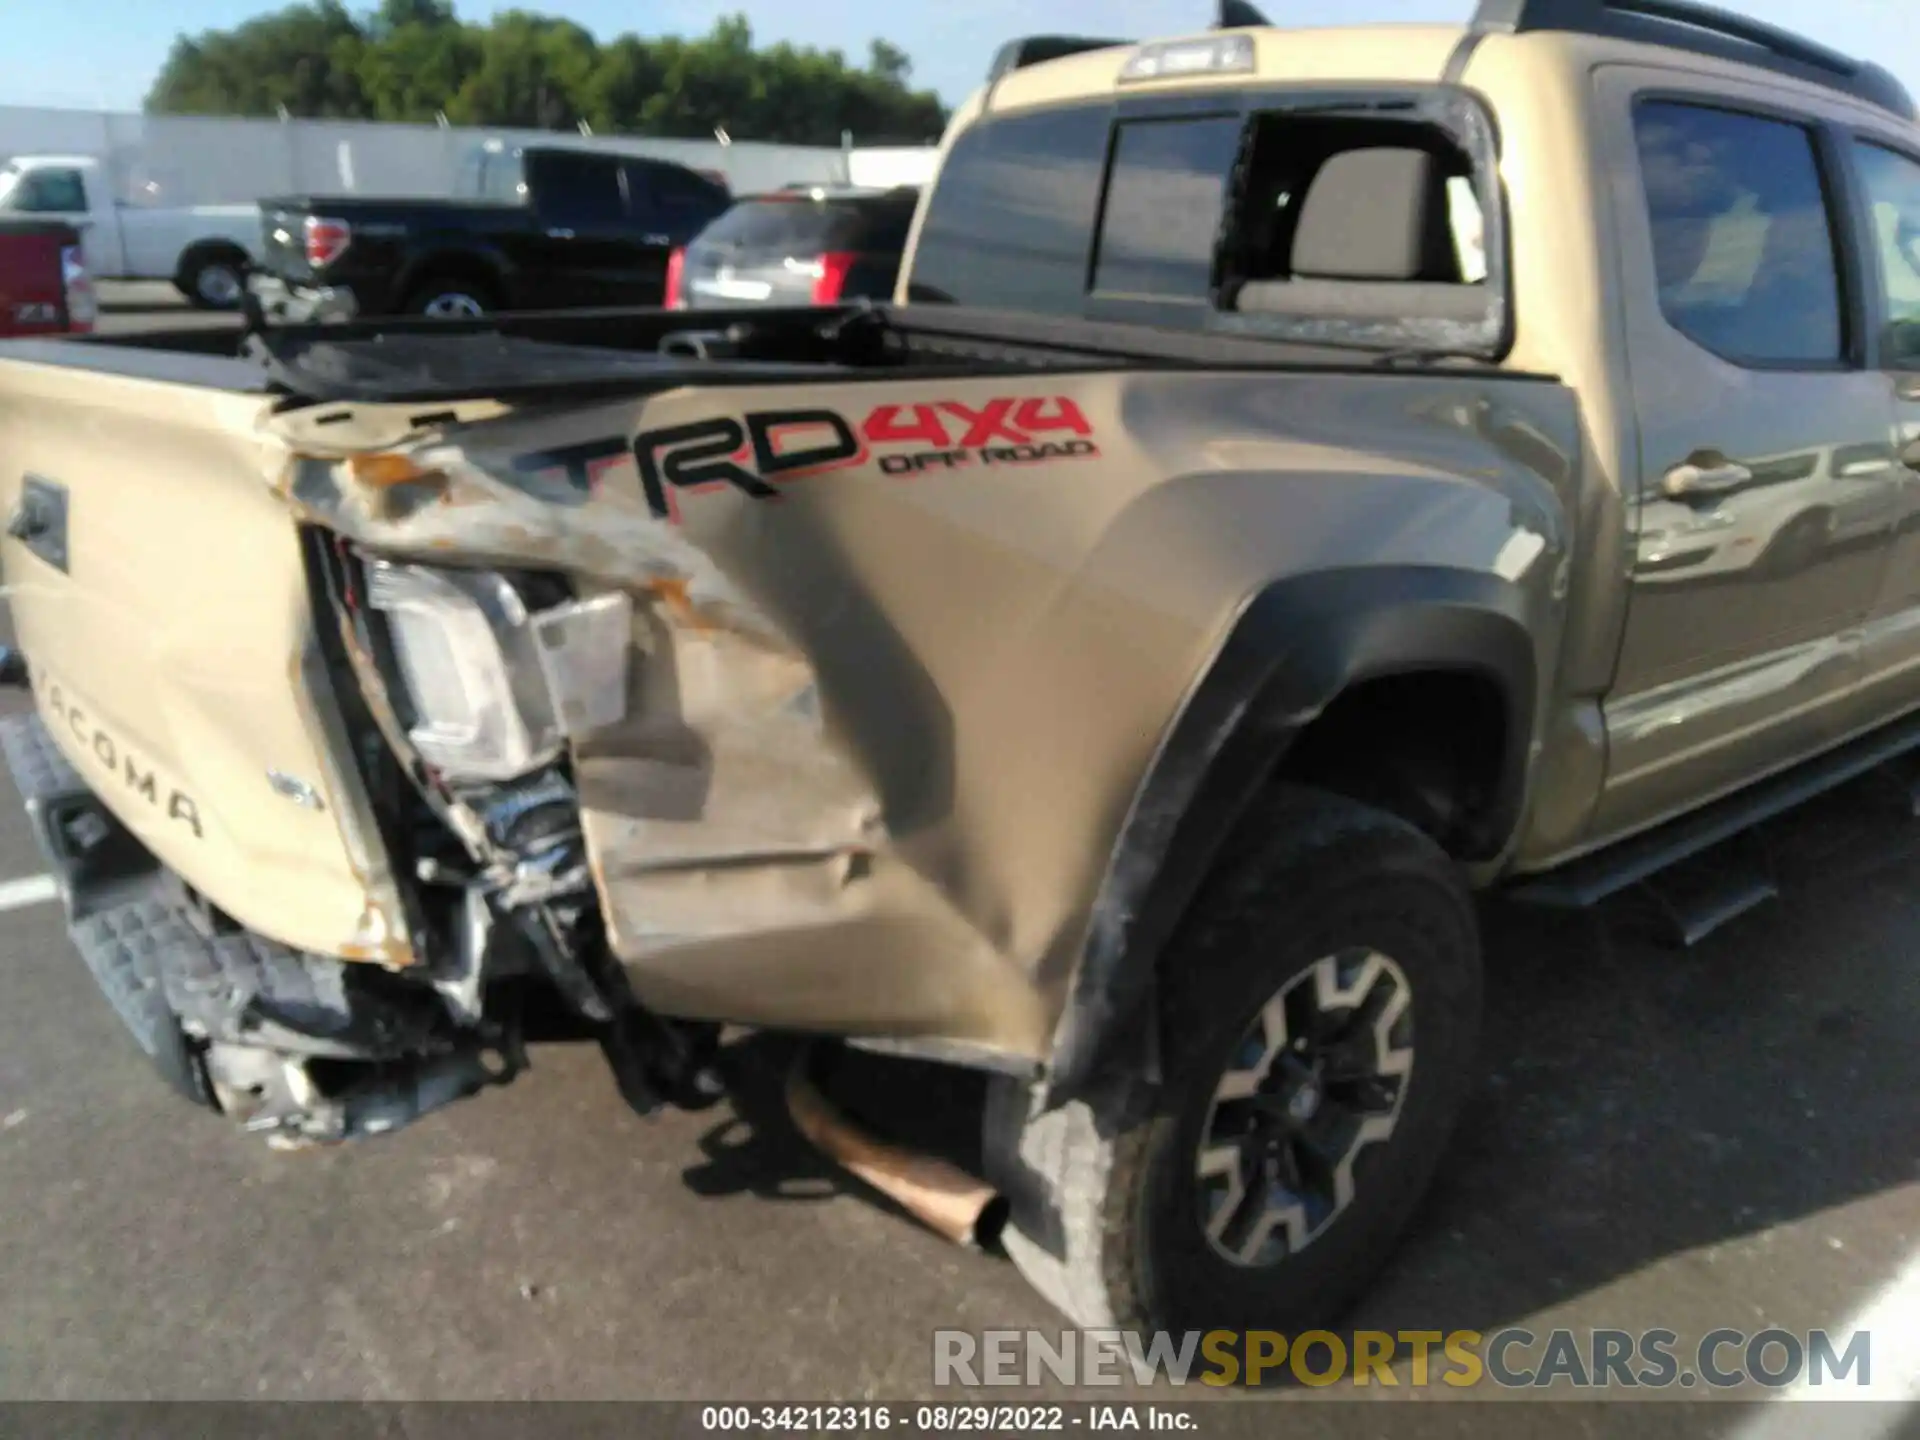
[1632,101,1845,367]
[0,166,87,214]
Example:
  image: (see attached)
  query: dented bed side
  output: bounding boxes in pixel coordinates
[0,342,1580,1062]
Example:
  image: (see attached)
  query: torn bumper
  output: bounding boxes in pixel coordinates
[0,710,512,1144]
[248,272,358,325]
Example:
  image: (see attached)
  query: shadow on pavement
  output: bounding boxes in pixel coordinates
[1357,766,1920,1335]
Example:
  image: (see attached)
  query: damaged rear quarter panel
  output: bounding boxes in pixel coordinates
[284,366,1577,1061]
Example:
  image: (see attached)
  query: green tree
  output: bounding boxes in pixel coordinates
[146,5,948,144]
[357,6,479,121]
[148,2,370,118]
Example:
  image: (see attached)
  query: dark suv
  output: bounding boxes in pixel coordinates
[667,186,920,310]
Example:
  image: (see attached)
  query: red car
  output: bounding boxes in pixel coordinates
[0,219,93,337]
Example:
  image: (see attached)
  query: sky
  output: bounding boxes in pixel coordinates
[0,0,1915,117]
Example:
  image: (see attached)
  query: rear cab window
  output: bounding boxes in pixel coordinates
[1091,116,1242,300]
[906,87,1504,353]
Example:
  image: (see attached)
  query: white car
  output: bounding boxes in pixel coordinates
[0,154,261,309]
[1635,441,1909,583]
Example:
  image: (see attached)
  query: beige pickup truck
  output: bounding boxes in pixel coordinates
[2,0,1919,1338]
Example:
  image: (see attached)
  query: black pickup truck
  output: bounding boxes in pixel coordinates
[249,142,731,321]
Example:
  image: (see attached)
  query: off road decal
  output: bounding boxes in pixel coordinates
[513,395,1099,523]
[864,398,1098,476]
[42,682,203,839]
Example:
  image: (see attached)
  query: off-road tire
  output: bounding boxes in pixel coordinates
[985,785,1483,1335]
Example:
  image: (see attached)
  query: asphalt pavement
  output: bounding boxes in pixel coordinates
[0,288,1912,1426]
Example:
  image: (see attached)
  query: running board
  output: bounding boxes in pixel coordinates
[1509,708,1920,914]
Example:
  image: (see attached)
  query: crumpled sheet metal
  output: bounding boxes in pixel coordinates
[270,410,913,977]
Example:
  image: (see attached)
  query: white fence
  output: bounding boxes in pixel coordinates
[0,105,932,206]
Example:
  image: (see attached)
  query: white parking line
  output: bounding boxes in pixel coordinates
[1729,1238,1920,1437]
[0,874,57,912]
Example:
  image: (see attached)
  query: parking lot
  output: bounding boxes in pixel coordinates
[0,287,1912,1427]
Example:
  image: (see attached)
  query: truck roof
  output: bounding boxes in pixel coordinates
[967,4,1915,129]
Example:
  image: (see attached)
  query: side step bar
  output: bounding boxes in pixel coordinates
[1509,708,1920,931]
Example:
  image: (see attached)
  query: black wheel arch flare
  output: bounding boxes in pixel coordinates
[1047,564,1536,1101]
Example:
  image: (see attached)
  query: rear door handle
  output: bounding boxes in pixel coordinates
[545,227,575,240]
[1662,454,1754,500]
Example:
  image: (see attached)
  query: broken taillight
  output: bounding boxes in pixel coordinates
[305,216,352,269]
[812,252,857,305]
[664,247,686,309]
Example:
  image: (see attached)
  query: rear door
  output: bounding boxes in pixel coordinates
[1840,134,1920,726]
[523,151,635,308]
[616,162,729,304]
[1591,71,1903,840]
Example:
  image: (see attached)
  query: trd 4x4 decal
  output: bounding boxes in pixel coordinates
[513,395,1099,522]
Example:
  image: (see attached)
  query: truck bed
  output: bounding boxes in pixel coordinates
[1,304,1559,405]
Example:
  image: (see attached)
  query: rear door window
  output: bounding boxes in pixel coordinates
[531,152,626,226]
[1632,101,1844,367]
[629,163,724,226]
[1091,116,1242,300]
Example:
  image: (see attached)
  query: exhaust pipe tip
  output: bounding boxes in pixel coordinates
[785,1047,1007,1250]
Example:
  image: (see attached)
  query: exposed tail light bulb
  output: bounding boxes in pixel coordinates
[304,215,352,269]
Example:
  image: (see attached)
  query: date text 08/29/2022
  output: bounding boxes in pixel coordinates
[699,1407,1192,1433]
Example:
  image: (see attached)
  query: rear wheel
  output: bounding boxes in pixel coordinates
[985,786,1483,1335]
[404,277,494,318]
[175,246,249,310]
